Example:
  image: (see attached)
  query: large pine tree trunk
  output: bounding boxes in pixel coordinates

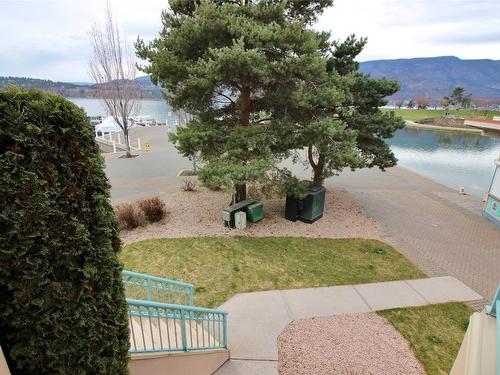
[312,154,325,187]
[233,183,247,204]
[308,144,325,187]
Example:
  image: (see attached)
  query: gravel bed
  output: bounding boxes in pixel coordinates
[120,187,382,245]
[278,313,425,375]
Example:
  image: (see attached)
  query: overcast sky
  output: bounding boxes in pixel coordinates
[1,0,499,82]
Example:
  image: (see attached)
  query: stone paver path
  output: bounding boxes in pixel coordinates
[330,167,500,303]
[215,276,481,374]
[104,127,192,204]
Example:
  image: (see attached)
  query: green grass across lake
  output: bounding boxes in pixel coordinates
[384,108,500,122]
[121,237,425,308]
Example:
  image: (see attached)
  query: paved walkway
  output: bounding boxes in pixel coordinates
[103,127,192,204]
[328,167,500,304]
[215,276,482,374]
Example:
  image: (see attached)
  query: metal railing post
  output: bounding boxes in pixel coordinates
[189,286,194,306]
[180,310,188,351]
[223,314,228,348]
[147,278,153,301]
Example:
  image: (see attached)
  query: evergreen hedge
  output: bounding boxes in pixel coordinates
[0,88,129,374]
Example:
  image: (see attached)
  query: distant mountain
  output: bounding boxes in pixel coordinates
[359,56,500,100]
[0,75,162,99]
[5,57,500,101]
[360,56,500,99]
[134,75,163,97]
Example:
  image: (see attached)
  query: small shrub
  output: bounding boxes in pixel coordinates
[115,203,145,229]
[138,197,167,223]
[181,178,198,192]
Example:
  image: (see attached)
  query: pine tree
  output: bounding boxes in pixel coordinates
[285,35,405,187]
[136,0,331,203]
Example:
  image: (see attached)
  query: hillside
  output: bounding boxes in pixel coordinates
[359,56,500,100]
[3,57,500,101]
[0,76,162,99]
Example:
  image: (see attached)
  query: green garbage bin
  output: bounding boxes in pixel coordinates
[246,202,263,223]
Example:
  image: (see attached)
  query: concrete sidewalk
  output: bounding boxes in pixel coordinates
[215,276,482,375]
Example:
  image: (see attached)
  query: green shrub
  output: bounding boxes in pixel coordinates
[0,88,129,374]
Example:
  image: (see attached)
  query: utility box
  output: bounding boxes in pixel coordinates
[285,186,326,224]
[223,199,256,228]
[285,196,303,221]
[234,211,247,229]
[299,186,326,223]
[246,202,263,223]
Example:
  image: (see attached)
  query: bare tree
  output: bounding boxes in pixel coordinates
[88,1,140,157]
[415,96,429,110]
[394,98,404,109]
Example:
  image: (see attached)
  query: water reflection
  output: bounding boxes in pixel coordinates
[389,128,500,198]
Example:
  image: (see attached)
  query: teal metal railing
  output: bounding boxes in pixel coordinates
[127,299,228,353]
[122,270,194,306]
[122,270,227,354]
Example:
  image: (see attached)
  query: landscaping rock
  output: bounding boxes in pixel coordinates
[278,313,425,375]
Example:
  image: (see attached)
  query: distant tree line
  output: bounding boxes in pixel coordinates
[394,86,500,111]
[0,76,162,99]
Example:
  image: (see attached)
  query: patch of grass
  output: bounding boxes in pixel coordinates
[120,237,425,308]
[383,108,500,122]
[379,303,473,375]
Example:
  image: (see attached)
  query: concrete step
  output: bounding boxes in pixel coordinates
[129,349,229,375]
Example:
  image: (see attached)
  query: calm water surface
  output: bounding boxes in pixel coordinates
[388,128,500,198]
[70,98,177,124]
[73,99,500,199]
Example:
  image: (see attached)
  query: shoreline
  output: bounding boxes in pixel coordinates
[405,120,482,134]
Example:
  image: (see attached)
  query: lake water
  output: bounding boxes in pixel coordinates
[389,128,500,198]
[73,99,500,199]
[69,98,178,125]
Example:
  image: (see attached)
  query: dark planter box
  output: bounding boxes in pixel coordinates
[285,186,326,223]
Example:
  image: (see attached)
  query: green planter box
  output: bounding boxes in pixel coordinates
[247,202,264,223]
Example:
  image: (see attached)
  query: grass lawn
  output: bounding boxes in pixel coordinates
[384,108,500,122]
[121,237,425,307]
[379,303,473,375]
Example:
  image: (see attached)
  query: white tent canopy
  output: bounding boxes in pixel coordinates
[95,116,134,133]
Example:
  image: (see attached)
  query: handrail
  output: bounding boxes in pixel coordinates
[123,270,193,288]
[126,299,227,315]
[122,270,194,306]
[486,285,500,317]
[126,299,227,354]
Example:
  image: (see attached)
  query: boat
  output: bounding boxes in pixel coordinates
[133,116,156,126]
